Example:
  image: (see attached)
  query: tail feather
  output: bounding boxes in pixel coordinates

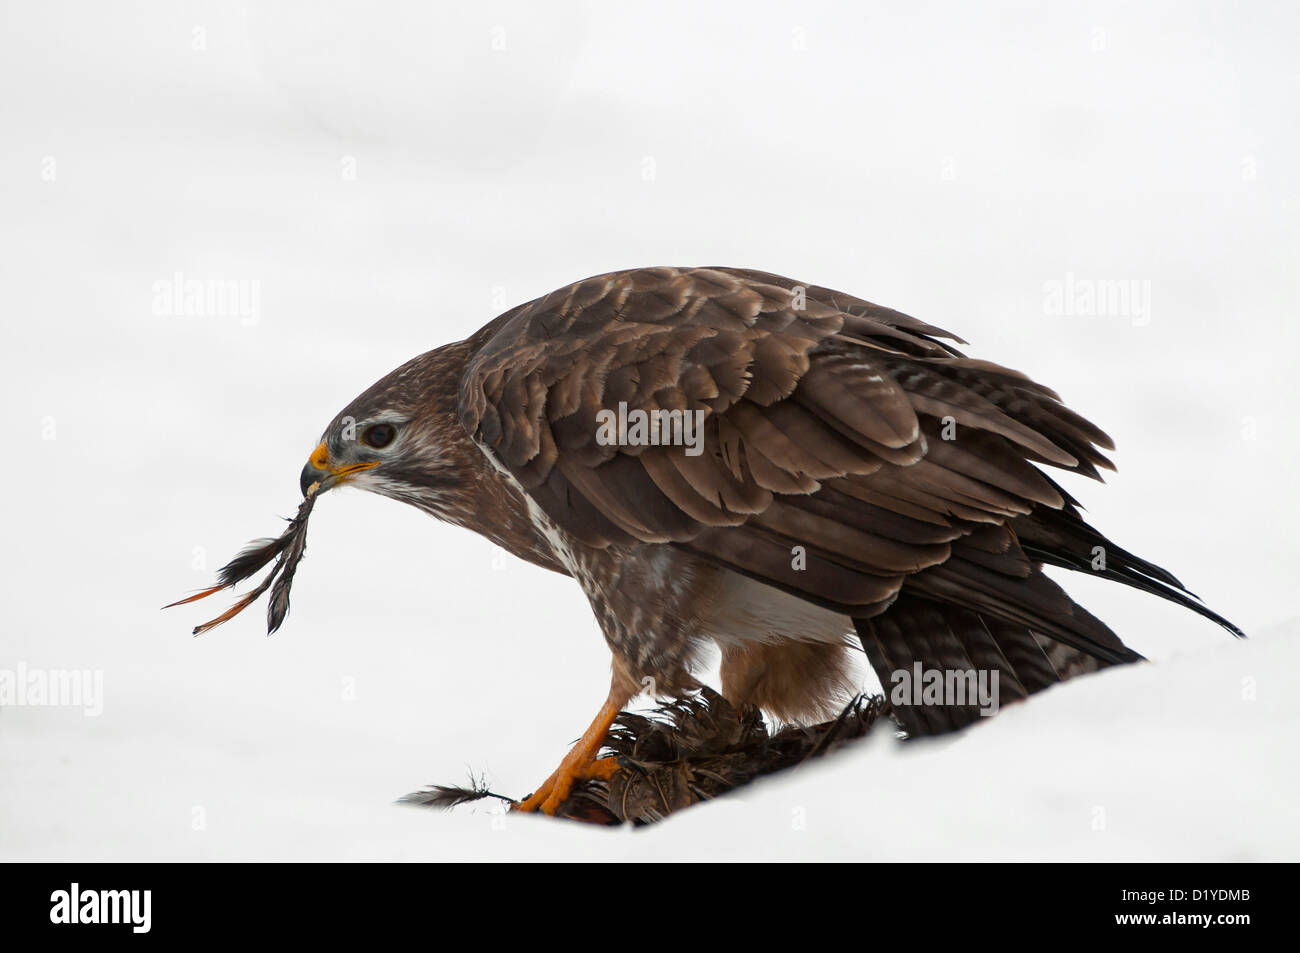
[857,501,1240,736]
[855,595,1101,736]
[1013,505,1244,638]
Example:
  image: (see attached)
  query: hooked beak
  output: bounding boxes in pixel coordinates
[299,442,379,498]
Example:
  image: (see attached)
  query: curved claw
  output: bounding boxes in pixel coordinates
[514,756,621,815]
[512,689,628,816]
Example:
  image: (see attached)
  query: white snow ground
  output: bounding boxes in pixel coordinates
[2,2,1298,861]
[2,621,1296,862]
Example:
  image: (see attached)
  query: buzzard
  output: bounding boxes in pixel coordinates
[185,266,1240,815]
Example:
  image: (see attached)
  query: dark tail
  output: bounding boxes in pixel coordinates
[855,504,1239,737]
[1011,502,1243,638]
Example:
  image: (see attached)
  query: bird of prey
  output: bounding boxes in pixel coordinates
[275,266,1236,814]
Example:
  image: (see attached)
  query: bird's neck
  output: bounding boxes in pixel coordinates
[445,451,571,577]
[415,338,571,577]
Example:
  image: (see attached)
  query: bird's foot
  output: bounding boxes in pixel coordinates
[512,692,627,816]
[513,753,620,815]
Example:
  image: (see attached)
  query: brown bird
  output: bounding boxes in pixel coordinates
[281,266,1238,814]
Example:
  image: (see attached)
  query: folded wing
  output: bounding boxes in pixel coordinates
[460,266,1239,734]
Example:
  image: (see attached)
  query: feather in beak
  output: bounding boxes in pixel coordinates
[164,485,319,635]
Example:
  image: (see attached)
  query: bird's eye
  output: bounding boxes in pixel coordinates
[362,423,396,449]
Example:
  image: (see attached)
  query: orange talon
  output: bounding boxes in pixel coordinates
[584,757,620,781]
[514,680,629,815]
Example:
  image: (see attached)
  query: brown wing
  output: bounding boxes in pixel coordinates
[459,266,1236,734]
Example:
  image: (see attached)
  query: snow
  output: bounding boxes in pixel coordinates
[2,1,1298,861]
[3,621,1296,861]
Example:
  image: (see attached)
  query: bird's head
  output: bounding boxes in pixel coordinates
[298,414,400,497]
[165,344,482,636]
[297,348,468,513]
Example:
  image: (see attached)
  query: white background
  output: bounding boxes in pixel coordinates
[2,0,1297,860]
